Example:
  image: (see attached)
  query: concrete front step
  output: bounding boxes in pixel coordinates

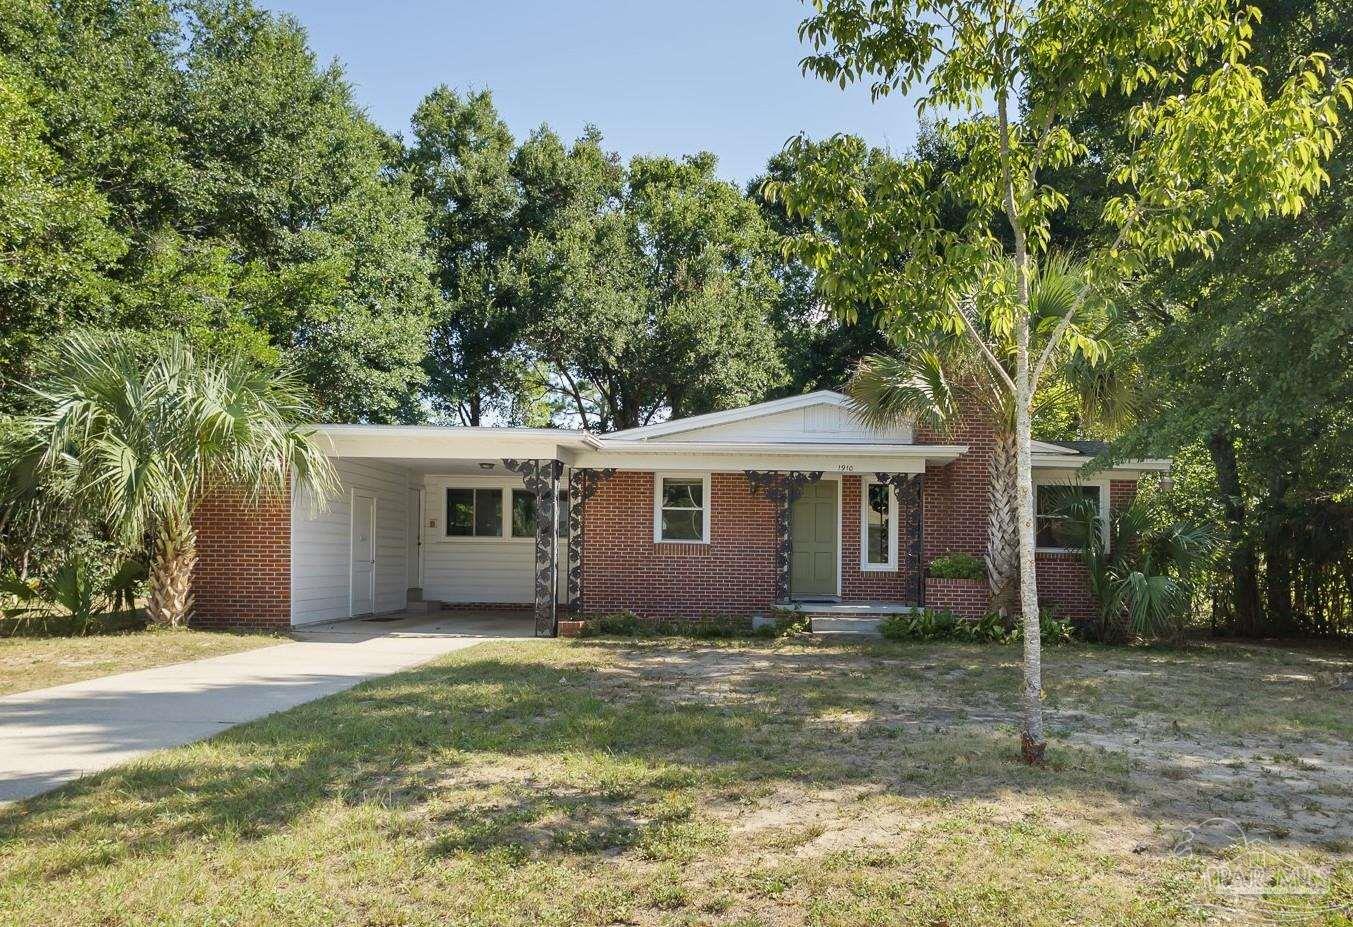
[810,615,886,637]
[779,601,918,616]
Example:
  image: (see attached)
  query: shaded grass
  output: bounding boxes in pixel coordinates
[0,626,281,695]
[0,638,1350,925]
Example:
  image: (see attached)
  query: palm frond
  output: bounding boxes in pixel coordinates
[14,331,339,546]
[847,351,960,434]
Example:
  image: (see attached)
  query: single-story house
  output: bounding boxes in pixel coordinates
[189,390,1169,636]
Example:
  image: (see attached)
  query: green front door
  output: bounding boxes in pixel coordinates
[790,480,838,598]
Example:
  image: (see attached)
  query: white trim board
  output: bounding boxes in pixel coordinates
[1032,473,1110,554]
[859,476,899,572]
[653,472,712,544]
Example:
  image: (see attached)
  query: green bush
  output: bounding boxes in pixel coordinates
[1036,614,1078,644]
[926,553,986,581]
[592,611,644,636]
[880,608,1079,645]
[880,609,1014,643]
[1,555,147,637]
[767,607,812,637]
[584,612,793,639]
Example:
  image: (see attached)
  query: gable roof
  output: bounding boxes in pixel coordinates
[607,390,857,441]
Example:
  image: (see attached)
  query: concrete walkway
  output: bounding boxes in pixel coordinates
[0,611,535,803]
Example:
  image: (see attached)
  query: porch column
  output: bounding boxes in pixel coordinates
[876,473,925,605]
[566,468,616,612]
[745,470,824,603]
[503,458,563,637]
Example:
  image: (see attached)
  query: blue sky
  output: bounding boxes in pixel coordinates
[260,0,924,184]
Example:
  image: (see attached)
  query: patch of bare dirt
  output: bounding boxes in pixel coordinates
[599,642,1353,859]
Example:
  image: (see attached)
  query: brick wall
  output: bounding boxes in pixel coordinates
[916,411,995,564]
[190,488,291,631]
[1110,479,1137,512]
[1037,479,1139,623]
[1033,552,1095,621]
[580,471,778,620]
[913,410,1143,621]
[924,577,989,617]
[840,475,920,604]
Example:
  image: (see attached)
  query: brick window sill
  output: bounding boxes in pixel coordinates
[650,542,711,557]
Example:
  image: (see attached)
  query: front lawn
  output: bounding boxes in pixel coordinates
[1,637,1350,925]
[0,626,281,696]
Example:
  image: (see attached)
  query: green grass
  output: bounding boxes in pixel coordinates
[0,626,281,696]
[1,637,1350,925]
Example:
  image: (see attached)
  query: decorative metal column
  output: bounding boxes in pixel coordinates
[566,468,616,612]
[876,472,925,605]
[745,470,824,603]
[503,458,563,637]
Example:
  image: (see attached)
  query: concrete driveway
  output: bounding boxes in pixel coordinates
[0,610,535,803]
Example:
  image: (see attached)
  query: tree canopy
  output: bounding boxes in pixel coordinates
[0,0,438,422]
[1,0,1349,644]
[770,0,1351,759]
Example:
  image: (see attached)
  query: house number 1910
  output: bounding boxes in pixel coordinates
[836,464,855,472]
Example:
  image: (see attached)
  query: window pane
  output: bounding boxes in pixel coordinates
[866,484,891,564]
[474,488,502,537]
[557,489,569,538]
[511,489,536,538]
[662,478,702,509]
[661,508,703,541]
[1036,485,1098,548]
[446,488,474,536]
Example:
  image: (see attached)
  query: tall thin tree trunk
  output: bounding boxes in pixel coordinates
[993,83,1045,764]
[1207,428,1264,636]
[987,428,1020,614]
[147,510,196,628]
[1013,320,1045,764]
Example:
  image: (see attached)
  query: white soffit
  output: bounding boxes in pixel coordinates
[313,425,589,463]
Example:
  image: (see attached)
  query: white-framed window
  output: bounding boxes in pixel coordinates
[440,481,552,542]
[1034,477,1108,552]
[860,478,897,571]
[653,472,710,543]
[445,487,503,538]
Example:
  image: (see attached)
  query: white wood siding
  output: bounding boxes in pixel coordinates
[291,459,413,626]
[659,403,913,444]
[423,539,535,604]
[421,474,535,604]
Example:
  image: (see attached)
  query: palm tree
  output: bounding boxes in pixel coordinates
[848,255,1136,613]
[1062,495,1215,641]
[1,333,338,627]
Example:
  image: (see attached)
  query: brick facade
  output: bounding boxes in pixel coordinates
[915,412,995,564]
[924,577,989,616]
[580,471,779,620]
[186,435,1143,629]
[190,488,291,631]
[910,410,1143,622]
[577,471,928,621]
[840,475,921,604]
[1032,552,1095,621]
